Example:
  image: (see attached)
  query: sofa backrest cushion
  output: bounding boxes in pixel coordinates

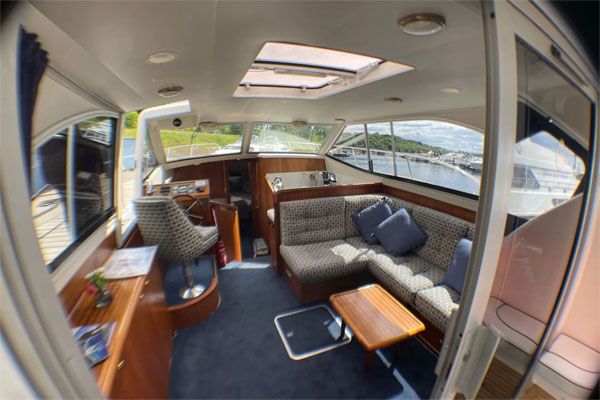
[411,205,473,270]
[280,197,346,246]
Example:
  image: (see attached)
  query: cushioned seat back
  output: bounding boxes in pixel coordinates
[342,194,416,238]
[411,205,473,269]
[280,197,346,246]
[385,196,416,214]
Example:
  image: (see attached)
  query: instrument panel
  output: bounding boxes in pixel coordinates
[150,179,209,198]
[172,183,195,195]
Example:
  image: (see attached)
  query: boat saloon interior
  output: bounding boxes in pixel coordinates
[1,1,598,399]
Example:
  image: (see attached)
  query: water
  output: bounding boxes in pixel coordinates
[121,138,136,171]
[342,154,481,196]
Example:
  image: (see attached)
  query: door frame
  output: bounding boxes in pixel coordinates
[432,1,599,398]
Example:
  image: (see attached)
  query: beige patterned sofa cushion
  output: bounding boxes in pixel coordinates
[367,253,445,304]
[415,285,460,331]
[279,197,345,246]
[280,240,368,283]
[344,236,387,256]
[411,205,472,270]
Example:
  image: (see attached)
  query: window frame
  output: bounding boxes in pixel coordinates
[159,122,246,163]
[327,118,484,200]
[31,112,119,272]
[248,121,335,155]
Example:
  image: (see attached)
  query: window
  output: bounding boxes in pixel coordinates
[367,122,394,175]
[250,123,333,153]
[328,124,368,170]
[328,120,483,196]
[159,123,244,162]
[30,116,116,270]
[392,120,482,195]
[508,118,586,219]
[234,42,414,99]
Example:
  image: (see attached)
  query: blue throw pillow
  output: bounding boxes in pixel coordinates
[373,208,428,256]
[352,198,392,245]
[443,238,472,295]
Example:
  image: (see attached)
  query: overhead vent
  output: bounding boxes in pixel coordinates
[233,42,414,100]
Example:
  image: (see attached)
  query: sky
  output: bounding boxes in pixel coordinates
[344,120,484,154]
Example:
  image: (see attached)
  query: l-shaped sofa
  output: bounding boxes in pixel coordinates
[279,194,474,338]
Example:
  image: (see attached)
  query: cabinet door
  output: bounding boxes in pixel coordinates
[110,263,172,399]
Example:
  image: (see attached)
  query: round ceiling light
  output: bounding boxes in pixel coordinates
[146,51,178,64]
[398,13,446,36]
[441,87,461,94]
[157,86,183,98]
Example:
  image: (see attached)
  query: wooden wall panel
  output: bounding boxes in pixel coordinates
[172,161,228,200]
[255,157,326,254]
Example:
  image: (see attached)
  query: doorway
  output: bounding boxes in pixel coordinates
[227,160,255,259]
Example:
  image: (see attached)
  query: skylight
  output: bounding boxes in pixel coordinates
[234,42,414,100]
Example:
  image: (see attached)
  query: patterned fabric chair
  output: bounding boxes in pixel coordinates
[134,196,218,299]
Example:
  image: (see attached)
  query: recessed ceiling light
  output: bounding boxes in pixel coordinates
[384,96,403,103]
[146,51,178,64]
[441,87,461,94]
[292,120,308,130]
[199,121,218,131]
[398,13,446,36]
[157,86,183,98]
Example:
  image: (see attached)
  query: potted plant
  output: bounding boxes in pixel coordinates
[86,268,112,308]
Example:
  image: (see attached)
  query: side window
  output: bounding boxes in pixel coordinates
[392,120,483,196]
[119,111,137,234]
[327,124,369,170]
[367,122,394,175]
[159,123,244,162]
[31,116,116,270]
[508,113,586,219]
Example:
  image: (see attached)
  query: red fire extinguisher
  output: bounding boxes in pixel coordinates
[216,237,227,268]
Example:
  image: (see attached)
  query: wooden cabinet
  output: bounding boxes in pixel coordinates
[109,264,172,399]
[68,259,173,399]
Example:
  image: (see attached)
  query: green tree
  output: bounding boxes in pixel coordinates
[125,111,139,129]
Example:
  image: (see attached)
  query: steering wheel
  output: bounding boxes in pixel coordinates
[171,194,199,216]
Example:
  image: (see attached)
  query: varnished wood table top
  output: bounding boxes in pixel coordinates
[330,284,425,351]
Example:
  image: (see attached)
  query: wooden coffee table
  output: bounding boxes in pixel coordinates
[330,284,425,371]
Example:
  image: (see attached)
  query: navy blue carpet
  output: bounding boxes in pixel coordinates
[169,267,437,399]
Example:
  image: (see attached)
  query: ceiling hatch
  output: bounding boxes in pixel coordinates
[233,42,414,100]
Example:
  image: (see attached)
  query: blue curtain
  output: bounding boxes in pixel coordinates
[17,26,48,193]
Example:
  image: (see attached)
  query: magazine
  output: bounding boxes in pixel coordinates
[103,246,157,279]
[71,322,117,367]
